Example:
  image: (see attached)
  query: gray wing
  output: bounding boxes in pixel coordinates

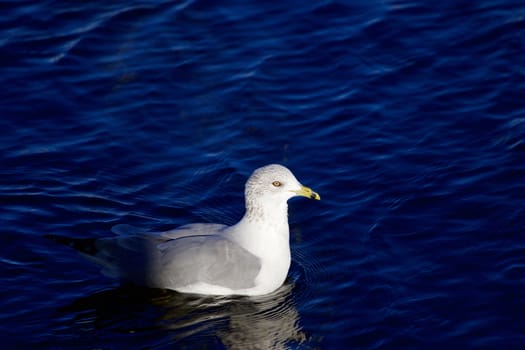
[89,229,261,291]
[157,235,261,290]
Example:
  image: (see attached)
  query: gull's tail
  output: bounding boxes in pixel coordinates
[44,234,99,256]
[44,234,120,278]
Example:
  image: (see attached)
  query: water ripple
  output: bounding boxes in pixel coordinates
[1,0,525,348]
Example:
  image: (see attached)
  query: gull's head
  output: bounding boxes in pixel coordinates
[245,164,320,209]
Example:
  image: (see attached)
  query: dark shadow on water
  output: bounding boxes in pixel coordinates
[58,282,308,349]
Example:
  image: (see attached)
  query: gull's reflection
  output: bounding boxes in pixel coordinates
[62,281,307,349]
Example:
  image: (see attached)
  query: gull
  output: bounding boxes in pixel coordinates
[49,164,320,296]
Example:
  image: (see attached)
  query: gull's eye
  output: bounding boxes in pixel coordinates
[272,181,281,187]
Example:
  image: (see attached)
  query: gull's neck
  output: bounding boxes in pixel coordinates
[245,197,289,226]
[228,198,291,256]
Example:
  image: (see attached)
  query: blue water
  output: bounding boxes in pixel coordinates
[1,0,525,348]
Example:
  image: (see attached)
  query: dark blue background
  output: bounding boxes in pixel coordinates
[1,1,524,349]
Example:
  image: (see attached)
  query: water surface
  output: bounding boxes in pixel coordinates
[1,0,525,349]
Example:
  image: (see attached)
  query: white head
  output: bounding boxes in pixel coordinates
[244,164,320,221]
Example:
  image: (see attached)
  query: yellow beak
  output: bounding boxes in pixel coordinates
[292,185,321,200]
